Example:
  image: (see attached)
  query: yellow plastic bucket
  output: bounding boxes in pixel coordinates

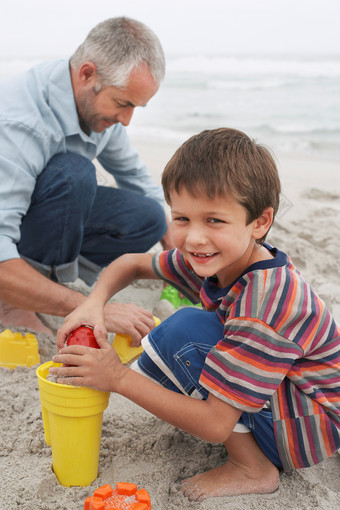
[36,361,110,487]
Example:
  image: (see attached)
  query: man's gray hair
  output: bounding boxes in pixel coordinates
[70,17,165,90]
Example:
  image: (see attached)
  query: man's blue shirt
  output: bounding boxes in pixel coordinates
[0,59,164,261]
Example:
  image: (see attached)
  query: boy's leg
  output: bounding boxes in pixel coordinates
[133,307,281,500]
[134,307,224,397]
[181,431,279,501]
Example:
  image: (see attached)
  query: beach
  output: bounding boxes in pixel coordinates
[1,138,339,509]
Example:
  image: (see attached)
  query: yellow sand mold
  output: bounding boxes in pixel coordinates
[113,316,160,364]
[0,329,40,369]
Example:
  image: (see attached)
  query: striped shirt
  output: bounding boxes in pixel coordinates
[153,246,340,471]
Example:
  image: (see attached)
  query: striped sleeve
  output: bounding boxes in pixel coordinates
[152,249,203,304]
[200,317,303,411]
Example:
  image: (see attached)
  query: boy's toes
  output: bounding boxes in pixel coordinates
[181,478,204,501]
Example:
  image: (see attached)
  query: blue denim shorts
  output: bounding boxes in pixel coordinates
[135,307,282,468]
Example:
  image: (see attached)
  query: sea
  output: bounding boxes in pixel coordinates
[131,53,340,160]
[1,53,340,159]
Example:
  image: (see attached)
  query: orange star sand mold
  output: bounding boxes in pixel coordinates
[84,483,152,509]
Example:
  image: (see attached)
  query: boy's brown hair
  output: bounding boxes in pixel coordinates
[162,127,281,243]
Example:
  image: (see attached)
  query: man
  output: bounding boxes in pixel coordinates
[0,17,172,340]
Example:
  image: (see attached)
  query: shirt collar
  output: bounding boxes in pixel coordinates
[202,243,288,302]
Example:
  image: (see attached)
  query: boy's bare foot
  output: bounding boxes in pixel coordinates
[181,458,279,501]
[0,301,53,334]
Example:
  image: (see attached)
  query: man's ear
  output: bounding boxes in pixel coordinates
[252,207,274,240]
[78,62,98,84]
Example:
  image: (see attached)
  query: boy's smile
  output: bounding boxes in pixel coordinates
[170,187,272,288]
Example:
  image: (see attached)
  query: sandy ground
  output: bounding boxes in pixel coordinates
[0,141,339,509]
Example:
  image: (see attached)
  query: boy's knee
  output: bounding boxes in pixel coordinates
[152,307,223,343]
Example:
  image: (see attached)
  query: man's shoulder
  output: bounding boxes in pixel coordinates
[0,59,72,132]
[0,59,68,104]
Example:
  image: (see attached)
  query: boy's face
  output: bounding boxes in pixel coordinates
[170,187,269,288]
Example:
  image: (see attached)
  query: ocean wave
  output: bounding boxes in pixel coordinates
[164,77,301,91]
[206,78,303,91]
[166,54,340,79]
[129,122,340,142]
[129,122,340,158]
[254,124,340,136]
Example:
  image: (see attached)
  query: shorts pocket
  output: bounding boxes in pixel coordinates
[173,342,212,398]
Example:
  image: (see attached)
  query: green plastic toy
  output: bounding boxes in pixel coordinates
[160,285,201,309]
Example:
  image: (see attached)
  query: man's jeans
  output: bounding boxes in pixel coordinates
[18,153,167,285]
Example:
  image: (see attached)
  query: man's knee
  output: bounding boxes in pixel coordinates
[19,153,98,265]
[40,153,97,204]
[143,198,167,239]
[130,196,167,251]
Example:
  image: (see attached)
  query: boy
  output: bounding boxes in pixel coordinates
[52,128,340,501]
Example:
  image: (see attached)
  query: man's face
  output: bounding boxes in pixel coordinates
[75,65,159,134]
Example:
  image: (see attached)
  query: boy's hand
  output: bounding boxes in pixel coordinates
[51,325,127,392]
[57,301,155,350]
[56,299,105,350]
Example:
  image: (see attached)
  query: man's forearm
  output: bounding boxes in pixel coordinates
[0,258,86,316]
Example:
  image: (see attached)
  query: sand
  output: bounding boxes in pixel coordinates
[0,141,339,510]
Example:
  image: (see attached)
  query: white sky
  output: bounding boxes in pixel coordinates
[0,0,339,59]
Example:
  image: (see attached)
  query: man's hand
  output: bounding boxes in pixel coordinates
[103,302,156,346]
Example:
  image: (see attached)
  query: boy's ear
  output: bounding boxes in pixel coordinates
[252,207,274,240]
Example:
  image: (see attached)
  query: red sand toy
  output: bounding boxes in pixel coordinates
[64,325,100,367]
[67,325,100,349]
[84,483,151,509]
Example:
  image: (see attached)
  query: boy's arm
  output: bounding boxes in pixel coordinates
[117,365,241,443]
[56,253,158,349]
[91,252,157,303]
[52,327,241,443]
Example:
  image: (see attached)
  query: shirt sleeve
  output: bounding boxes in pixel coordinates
[96,124,164,205]
[152,249,203,304]
[0,121,47,262]
[199,316,303,412]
